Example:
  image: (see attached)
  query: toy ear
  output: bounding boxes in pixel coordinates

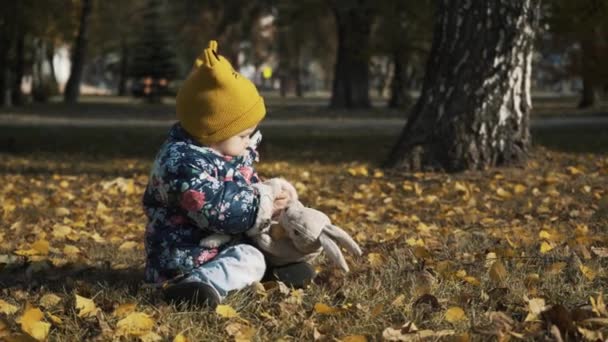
[325,224,363,256]
[319,233,349,272]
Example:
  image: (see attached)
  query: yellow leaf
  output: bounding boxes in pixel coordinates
[140,332,163,342]
[540,241,554,254]
[445,307,466,323]
[0,299,19,315]
[463,276,480,286]
[47,313,63,325]
[118,241,138,251]
[215,305,239,318]
[489,260,507,283]
[391,295,406,307]
[406,237,425,247]
[14,240,50,257]
[115,312,155,337]
[367,253,384,268]
[54,207,70,217]
[525,297,546,322]
[32,240,49,255]
[496,187,512,199]
[63,245,80,256]
[314,303,342,315]
[590,292,607,317]
[547,262,566,275]
[20,305,50,341]
[538,230,551,240]
[513,184,527,194]
[39,294,62,309]
[113,303,137,318]
[52,225,72,239]
[225,322,256,342]
[373,170,384,178]
[566,166,583,175]
[341,335,367,342]
[173,333,189,342]
[75,294,98,318]
[579,264,597,281]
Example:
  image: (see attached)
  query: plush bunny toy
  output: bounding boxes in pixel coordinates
[200,179,363,272]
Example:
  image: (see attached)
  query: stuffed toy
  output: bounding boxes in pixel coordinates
[200,179,362,272]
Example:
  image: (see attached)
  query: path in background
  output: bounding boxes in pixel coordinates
[1,113,607,130]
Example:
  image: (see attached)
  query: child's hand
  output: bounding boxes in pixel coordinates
[272,191,290,219]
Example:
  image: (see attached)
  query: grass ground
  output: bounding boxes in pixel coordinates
[0,98,607,341]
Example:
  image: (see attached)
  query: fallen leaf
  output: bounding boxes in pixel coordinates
[590,292,607,317]
[445,307,466,323]
[54,207,70,216]
[367,253,383,268]
[140,332,163,342]
[341,335,367,342]
[52,225,72,239]
[20,305,50,341]
[115,312,155,337]
[39,294,62,309]
[216,305,239,318]
[225,322,256,342]
[540,241,554,254]
[173,333,189,342]
[0,299,19,315]
[63,245,80,256]
[118,241,138,251]
[579,264,597,281]
[525,297,546,322]
[591,247,608,258]
[113,303,137,318]
[75,294,98,318]
[314,303,342,315]
[489,260,508,283]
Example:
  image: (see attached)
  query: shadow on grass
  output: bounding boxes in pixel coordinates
[0,261,147,298]
[0,125,400,166]
[0,124,605,176]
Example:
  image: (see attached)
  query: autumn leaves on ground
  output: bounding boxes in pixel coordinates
[1,122,607,341]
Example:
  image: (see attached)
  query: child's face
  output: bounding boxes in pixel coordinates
[210,126,257,157]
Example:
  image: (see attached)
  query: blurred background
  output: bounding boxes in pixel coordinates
[0,0,606,161]
[0,0,606,108]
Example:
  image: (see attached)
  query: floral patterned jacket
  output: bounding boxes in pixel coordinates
[142,123,262,283]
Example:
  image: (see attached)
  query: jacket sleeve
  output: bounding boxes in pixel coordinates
[176,160,273,235]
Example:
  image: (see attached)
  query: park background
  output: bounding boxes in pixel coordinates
[0,0,607,341]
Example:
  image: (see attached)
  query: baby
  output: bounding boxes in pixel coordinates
[142,41,314,307]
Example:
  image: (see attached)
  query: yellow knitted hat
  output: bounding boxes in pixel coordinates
[176,40,266,144]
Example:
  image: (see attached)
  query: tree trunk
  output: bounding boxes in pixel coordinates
[388,49,411,108]
[64,0,93,103]
[11,28,25,105]
[0,1,16,106]
[578,30,599,108]
[329,1,373,109]
[118,38,129,96]
[0,33,9,107]
[385,0,540,172]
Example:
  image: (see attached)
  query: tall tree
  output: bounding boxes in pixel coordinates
[547,0,608,108]
[328,0,374,109]
[276,0,335,97]
[385,0,540,172]
[373,0,433,108]
[130,0,178,102]
[64,0,93,103]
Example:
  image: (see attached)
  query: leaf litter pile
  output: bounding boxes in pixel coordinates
[0,148,607,341]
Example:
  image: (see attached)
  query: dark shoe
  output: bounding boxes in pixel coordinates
[163,280,221,308]
[270,262,316,288]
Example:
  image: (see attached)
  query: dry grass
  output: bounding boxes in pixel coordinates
[0,124,607,341]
